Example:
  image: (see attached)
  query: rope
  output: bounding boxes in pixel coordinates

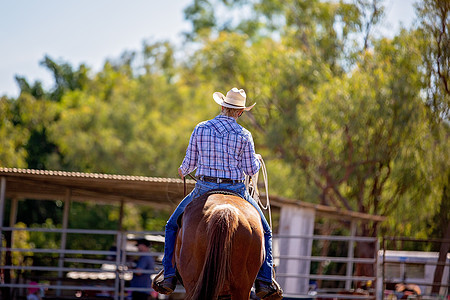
[183,166,272,229]
[245,156,273,230]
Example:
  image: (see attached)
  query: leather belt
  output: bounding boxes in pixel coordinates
[198,176,243,184]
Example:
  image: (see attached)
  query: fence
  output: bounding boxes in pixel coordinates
[274,234,378,299]
[0,227,168,300]
[2,227,448,300]
[380,237,450,300]
[1,227,381,300]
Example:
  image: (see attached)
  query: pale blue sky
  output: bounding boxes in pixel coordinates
[0,0,416,98]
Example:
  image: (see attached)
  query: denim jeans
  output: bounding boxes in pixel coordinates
[162,180,273,282]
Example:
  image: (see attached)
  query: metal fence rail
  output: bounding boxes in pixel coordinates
[0,227,166,300]
[5,228,447,300]
[380,236,450,299]
[273,234,378,299]
[1,227,379,300]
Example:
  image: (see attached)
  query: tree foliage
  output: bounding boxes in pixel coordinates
[417,0,450,121]
[0,0,448,257]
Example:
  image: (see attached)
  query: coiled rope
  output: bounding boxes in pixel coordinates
[182,156,273,230]
[245,156,272,230]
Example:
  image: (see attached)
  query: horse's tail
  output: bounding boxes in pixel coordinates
[188,203,239,300]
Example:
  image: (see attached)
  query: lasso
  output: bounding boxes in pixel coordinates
[245,155,272,230]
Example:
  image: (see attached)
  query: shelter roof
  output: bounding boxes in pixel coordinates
[0,167,195,209]
[0,167,385,222]
[269,195,386,222]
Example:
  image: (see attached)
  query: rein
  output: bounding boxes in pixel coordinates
[183,174,197,197]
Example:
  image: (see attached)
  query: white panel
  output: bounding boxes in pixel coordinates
[278,204,315,294]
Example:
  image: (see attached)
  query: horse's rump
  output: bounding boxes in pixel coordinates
[175,193,264,300]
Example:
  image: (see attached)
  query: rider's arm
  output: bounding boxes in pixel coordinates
[179,126,199,176]
[241,132,261,176]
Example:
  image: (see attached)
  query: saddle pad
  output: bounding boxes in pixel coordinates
[195,189,242,202]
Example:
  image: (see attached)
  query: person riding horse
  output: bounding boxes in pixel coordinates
[152,87,282,299]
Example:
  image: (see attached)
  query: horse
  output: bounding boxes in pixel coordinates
[174,191,265,300]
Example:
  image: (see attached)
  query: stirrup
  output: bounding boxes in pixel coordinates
[255,278,283,299]
[151,269,177,295]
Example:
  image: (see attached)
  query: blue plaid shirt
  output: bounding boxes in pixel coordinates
[179,115,261,180]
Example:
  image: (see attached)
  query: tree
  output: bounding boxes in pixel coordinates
[47,42,198,177]
[416,0,450,291]
[180,1,448,280]
[1,0,448,284]
[417,0,450,122]
[6,56,90,170]
[0,96,28,167]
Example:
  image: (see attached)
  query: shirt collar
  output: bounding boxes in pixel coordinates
[215,114,236,123]
[212,114,239,135]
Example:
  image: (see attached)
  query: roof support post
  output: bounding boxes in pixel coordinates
[0,177,6,254]
[345,220,357,290]
[9,197,18,227]
[0,177,5,232]
[120,232,127,300]
[9,196,18,293]
[115,199,125,300]
[57,189,72,297]
[0,176,9,298]
[118,199,124,232]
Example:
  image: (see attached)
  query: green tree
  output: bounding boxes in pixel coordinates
[417,0,450,122]
[415,0,450,291]
[1,0,448,283]
[0,96,28,167]
[180,1,448,279]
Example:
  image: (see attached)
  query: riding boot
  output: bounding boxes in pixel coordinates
[255,278,283,299]
[151,270,177,295]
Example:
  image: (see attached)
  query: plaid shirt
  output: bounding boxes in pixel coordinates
[179,115,261,180]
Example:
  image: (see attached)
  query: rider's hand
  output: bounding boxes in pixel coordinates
[178,167,184,179]
[255,153,262,161]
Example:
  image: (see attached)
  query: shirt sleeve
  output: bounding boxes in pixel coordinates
[179,126,199,176]
[241,133,261,176]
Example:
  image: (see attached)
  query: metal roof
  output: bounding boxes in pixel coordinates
[0,167,195,209]
[268,194,386,222]
[0,167,385,221]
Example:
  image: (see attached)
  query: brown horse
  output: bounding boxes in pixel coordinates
[175,192,265,300]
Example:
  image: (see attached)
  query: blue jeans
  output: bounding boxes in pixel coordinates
[163,180,273,282]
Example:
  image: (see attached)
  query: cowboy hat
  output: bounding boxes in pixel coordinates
[136,238,151,247]
[213,87,256,111]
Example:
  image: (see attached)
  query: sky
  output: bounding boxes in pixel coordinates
[0,0,417,98]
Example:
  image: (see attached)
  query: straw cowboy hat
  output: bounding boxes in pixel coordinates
[213,87,256,111]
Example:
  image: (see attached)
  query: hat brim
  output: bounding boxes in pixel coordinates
[136,239,150,247]
[213,92,255,111]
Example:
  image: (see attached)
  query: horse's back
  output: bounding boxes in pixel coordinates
[176,193,264,299]
[204,194,265,288]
